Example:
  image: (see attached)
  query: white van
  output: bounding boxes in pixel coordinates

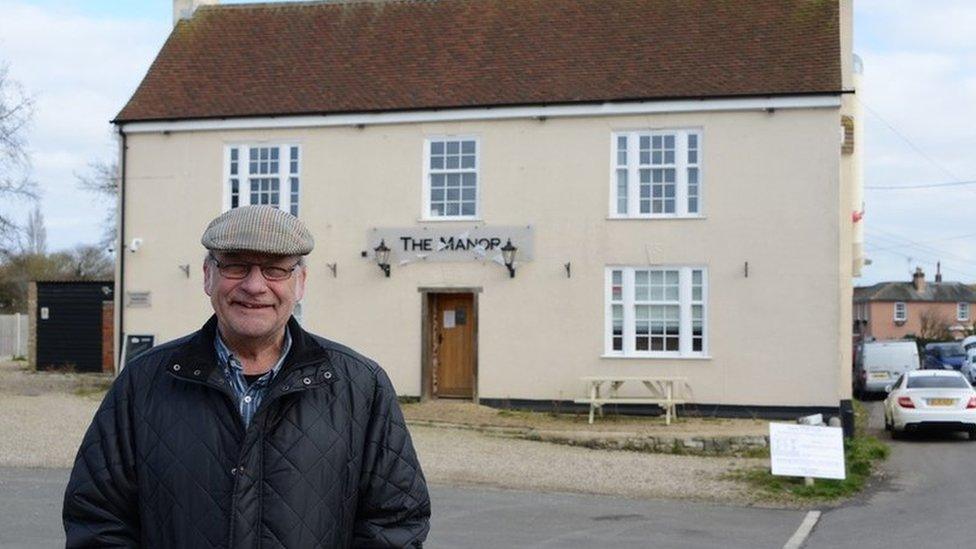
[855,340,921,395]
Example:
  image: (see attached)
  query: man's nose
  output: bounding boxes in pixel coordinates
[238,265,269,292]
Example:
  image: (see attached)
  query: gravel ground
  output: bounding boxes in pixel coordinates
[0,361,766,503]
[402,399,768,437]
[0,361,112,396]
[0,398,764,504]
[0,395,99,468]
[411,426,766,504]
[0,361,106,468]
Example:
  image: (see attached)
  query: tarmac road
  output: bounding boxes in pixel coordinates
[2,467,808,549]
[805,399,976,548]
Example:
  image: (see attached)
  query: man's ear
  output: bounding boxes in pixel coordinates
[203,260,214,296]
[294,265,308,302]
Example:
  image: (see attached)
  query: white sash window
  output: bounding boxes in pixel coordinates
[605,266,708,357]
[225,144,301,216]
[611,129,702,218]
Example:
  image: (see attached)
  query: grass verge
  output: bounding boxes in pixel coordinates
[725,400,889,502]
[73,386,111,399]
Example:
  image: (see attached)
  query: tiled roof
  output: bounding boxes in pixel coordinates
[115,0,842,122]
[854,282,976,303]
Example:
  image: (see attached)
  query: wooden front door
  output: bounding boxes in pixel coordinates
[431,293,475,398]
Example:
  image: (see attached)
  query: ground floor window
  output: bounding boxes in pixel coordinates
[606,266,707,357]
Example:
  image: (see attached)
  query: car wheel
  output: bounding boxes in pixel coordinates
[969,430,976,441]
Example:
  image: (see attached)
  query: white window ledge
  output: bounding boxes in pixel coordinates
[417,217,484,223]
[601,354,712,360]
[606,216,707,221]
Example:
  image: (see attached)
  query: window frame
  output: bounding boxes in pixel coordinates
[609,128,704,219]
[223,143,301,215]
[604,266,709,358]
[958,302,970,322]
[421,135,481,221]
[893,302,907,322]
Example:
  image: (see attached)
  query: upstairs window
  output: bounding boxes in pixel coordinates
[424,137,478,219]
[894,302,907,322]
[225,144,300,216]
[612,129,702,218]
[958,302,970,322]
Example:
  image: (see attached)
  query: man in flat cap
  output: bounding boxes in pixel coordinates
[63,206,430,548]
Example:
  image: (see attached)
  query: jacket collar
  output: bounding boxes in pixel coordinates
[169,315,331,385]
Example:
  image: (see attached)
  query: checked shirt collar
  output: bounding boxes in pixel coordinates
[214,329,292,428]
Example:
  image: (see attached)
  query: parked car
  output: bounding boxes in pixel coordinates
[963,335,976,354]
[962,336,976,384]
[883,370,976,439]
[961,359,976,386]
[922,342,967,371]
[854,340,921,396]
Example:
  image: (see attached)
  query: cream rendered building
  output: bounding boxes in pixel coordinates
[114,0,862,418]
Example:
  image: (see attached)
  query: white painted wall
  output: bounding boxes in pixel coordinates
[121,106,849,407]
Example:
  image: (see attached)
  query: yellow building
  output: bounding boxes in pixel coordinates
[114,0,862,418]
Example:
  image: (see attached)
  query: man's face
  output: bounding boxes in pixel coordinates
[204,251,307,343]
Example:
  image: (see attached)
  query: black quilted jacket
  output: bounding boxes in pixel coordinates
[63,316,430,548]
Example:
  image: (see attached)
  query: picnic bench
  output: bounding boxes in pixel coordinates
[574,376,688,425]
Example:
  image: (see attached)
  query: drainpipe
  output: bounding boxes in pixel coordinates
[116,127,127,371]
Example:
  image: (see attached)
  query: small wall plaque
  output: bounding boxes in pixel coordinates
[126,292,151,308]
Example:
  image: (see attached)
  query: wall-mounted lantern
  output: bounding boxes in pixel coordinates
[374,239,391,278]
[501,239,518,278]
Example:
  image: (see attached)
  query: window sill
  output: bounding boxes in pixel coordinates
[417,216,484,223]
[601,354,712,360]
[606,215,706,221]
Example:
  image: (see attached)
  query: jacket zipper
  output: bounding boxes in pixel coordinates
[232,358,324,548]
[168,358,326,548]
[165,371,247,547]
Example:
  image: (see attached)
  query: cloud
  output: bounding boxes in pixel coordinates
[857,0,976,51]
[0,2,169,251]
[854,1,976,284]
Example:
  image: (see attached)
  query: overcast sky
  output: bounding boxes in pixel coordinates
[1,0,974,286]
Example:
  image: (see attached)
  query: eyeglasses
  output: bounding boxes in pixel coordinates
[209,254,302,281]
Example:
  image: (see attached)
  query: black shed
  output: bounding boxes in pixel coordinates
[31,280,114,373]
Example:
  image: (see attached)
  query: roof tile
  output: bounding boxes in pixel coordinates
[116,0,842,122]
[854,282,976,303]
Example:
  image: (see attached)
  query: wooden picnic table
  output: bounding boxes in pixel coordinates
[574,376,688,425]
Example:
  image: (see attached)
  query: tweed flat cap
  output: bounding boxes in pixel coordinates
[201,206,314,255]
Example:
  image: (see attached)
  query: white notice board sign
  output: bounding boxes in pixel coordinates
[769,423,846,480]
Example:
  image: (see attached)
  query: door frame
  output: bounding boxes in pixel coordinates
[419,287,481,403]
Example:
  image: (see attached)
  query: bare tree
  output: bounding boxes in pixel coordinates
[0,62,37,256]
[76,159,119,249]
[21,205,47,255]
[918,308,952,342]
[64,244,114,279]
[0,244,113,313]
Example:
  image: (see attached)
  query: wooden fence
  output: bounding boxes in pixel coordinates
[0,313,29,359]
